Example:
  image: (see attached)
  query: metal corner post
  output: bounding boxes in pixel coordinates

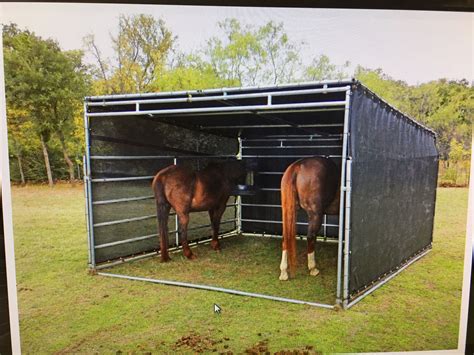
[236,136,243,234]
[83,101,96,269]
[336,88,351,305]
[342,158,352,308]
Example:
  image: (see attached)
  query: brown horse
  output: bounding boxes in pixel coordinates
[279,157,340,281]
[152,160,247,262]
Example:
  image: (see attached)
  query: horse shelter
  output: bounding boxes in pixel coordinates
[83,79,439,309]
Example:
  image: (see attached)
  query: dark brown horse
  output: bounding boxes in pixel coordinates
[152,160,247,262]
[279,157,340,280]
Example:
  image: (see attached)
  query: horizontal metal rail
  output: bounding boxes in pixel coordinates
[95,218,238,249]
[94,214,156,227]
[241,145,342,149]
[241,218,338,228]
[86,78,354,100]
[86,100,347,118]
[93,195,155,205]
[93,204,237,227]
[87,86,350,107]
[241,232,339,244]
[242,155,342,159]
[97,272,335,309]
[241,203,281,208]
[259,188,280,191]
[92,176,154,183]
[241,137,342,142]
[256,172,284,175]
[261,134,342,138]
[202,123,344,130]
[95,230,239,269]
[90,154,235,160]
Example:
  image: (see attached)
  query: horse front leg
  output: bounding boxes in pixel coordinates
[209,202,227,251]
[177,212,196,260]
[307,212,323,276]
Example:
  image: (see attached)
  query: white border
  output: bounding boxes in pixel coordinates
[457,127,474,352]
[0,26,22,354]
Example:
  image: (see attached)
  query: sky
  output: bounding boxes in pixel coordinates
[1,3,472,85]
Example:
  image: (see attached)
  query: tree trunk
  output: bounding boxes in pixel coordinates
[17,155,25,186]
[58,131,75,185]
[40,134,54,187]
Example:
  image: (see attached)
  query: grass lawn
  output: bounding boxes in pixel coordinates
[11,184,468,353]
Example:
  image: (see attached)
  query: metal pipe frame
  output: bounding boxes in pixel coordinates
[86,79,354,101]
[90,154,235,160]
[241,145,342,149]
[202,123,343,130]
[95,230,239,270]
[87,86,350,107]
[241,137,342,142]
[174,158,179,246]
[93,195,155,205]
[241,155,342,159]
[83,103,96,268]
[336,88,352,305]
[86,100,347,118]
[241,218,338,228]
[94,219,238,250]
[241,233,338,244]
[98,272,335,309]
[342,159,352,307]
[93,204,237,228]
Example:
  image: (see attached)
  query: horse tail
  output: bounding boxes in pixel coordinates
[152,174,171,260]
[281,163,299,274]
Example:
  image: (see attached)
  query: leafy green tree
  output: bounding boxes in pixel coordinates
[205,19,302,86]
[3,23,89,185]
[304,54,350,81]
[85,14,175,94]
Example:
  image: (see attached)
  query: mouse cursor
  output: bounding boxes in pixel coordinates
[214,304,221,314]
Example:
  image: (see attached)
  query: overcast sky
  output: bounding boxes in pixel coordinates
[1,3,472,85]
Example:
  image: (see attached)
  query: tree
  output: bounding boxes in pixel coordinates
[304,55,350,81]
[204,19,302,86]
[3,23,89,186]
[84,14,175,94]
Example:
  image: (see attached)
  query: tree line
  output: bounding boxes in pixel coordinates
[3,15,472,186]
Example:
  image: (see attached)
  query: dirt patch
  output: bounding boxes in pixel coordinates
[172,332,226,353]
[245,340,321,355]
[245,339,269,354]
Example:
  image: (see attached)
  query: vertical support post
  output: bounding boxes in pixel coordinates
[342,159,352,308]
[336,87,351,305]
[83,102,96,269]
[323,214,327,238]
[236,136,242,234]
[174,157,179,246]
[83,155,91,266]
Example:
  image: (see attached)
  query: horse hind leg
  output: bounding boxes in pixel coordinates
[209,203,227,251]
[177,212,196,260]
[307,212,323,277]
[156,202,172,262]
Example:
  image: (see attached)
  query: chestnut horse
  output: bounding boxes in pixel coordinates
[152,160,246,262]
[279,157,340,281]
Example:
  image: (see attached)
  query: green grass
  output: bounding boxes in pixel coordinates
[12,185,468,353]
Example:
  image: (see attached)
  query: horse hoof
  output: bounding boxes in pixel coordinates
[160,255,171,263]
[210,241,221,251]
[309,268,320,276]
[279,272,289,281]
[186,253,197,260]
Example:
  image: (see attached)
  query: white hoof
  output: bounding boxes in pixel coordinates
[309,268,320,277]
[279,271,289,281]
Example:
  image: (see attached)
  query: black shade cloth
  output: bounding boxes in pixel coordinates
[348,86,438,297]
